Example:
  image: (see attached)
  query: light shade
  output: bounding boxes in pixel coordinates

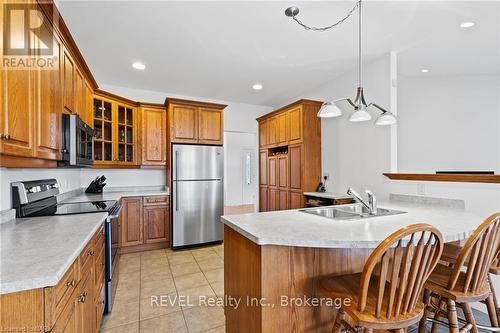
[349,106,371,122]
[375,112,397,125]
[317,102,343,118]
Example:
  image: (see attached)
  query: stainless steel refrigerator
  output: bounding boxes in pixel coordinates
[172,144,224,248]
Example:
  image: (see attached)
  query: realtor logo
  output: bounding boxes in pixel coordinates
[3,3,53,56]
[2,3,56,70]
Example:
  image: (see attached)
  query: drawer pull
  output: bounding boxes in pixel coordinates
[88,250,95,257]
[77,292,88,303]
[66,279,77,287]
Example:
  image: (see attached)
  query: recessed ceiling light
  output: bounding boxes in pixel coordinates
[460,22,475,29]
[252,83,263,91]
[421,69,429,73]
[132,62,146,70]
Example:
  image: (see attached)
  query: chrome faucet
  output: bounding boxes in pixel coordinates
[347,188,377,215]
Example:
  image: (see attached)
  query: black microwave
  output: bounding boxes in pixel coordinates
[58,114,94,167]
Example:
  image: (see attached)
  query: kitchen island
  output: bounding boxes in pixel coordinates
[221,200,483,333]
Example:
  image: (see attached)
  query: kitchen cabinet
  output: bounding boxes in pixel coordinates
[198,107,223,144]
[93,92,138,167]
[35,33,62,161]
[259,187,268,212]
[84,82,94,127]
[166,98,226,145]
[120,195,170,251]
[75,69,85,116]
[62,48,75,114]
[140,105,167,167]
[120,197,143,247]
[257,100,322,212]
[0,225,105,333]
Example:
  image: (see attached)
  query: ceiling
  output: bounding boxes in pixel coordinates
[57,1,499,107]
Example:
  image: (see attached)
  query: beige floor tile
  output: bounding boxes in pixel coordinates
[141,255,168,266]
[168,255,196,266]
[170,262,201,277]
[173,272,209,291]
[139,293,182,320]
[141,268,172,281]
[177,285,217,309]
[192,252,219,262]
[115,282,140,303]
[141,261,171,274]
[120,260,141,274]
[203,268,224,284]
[139,311,188,333]
[203,326,226,333]
[121,252,141,263]
[101,301,139,329]
[100,321,139,333]
[118,271,140,284]
[166,249,192,258]
[141,278,177,299]
[210,281,224,297]
[142,249,167,258]
[196,257,224,271]
[183,306,225,333]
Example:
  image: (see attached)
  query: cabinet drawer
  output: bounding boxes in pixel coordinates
[143,195,169,206]
[95,247,105,286]
[79,236,95,273]
[94,224,105,258]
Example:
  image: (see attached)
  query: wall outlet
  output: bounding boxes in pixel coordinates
[417,183,425,195]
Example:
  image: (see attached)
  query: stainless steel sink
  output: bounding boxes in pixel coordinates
[300,204,406,221]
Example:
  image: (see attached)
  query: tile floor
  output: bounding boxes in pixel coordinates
[100,244,225,333]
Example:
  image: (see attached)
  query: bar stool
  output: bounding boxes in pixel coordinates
[320,224,444,333]
[419,213,500,333]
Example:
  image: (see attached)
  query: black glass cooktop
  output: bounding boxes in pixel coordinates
[29,200,117,217]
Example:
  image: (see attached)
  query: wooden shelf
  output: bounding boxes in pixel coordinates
[383,173,500,184]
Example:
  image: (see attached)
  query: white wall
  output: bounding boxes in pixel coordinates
[398,74,500,173]
[289,54,392,199]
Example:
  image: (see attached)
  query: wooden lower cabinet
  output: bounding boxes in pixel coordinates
[259,187,268,212]
[120,196,170,252]
[268,189,279,211]
[279,190,289,210]
[0,225,105,333]
[289,191,303,209]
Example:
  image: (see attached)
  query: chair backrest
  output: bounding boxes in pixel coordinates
[449,213,500,293]
[358,224,444,319]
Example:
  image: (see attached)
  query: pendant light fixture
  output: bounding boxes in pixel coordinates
[285,0,397,126]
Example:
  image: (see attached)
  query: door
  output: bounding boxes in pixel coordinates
[144,205,169,244]
[268,117,278,146]
[62,48,75,113]
[120,197,143,247]
[279,190,289,210]
[173,180,223,247]
[278,154,288,189]
[259,187,268,212]
[75,69,84,116]
[268,188,279,211]
[288,107,303,144]
[259,150,267,186]
[77,270,95,333]
[277,112,288,145]
[259,120,268,147]
[173,145,223,181]
[170,104,197,143]
[35,31,62,161]
[84,82,93,127]
[290,191,303,209]
[93,98,114,164]
[141,107,166,166]
[268,156,277,187]
[198,107,223,145]
[1,63,34,157]
[116,104,136,165]
[289,145,302,190]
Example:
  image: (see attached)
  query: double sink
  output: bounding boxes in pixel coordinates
[300,203,406,221]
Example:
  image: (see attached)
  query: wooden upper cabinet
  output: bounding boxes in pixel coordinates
[170,104,198,143]
[116,103,137,165]
[0,66,34,157]
[259,120,268,147]
[62,48,75,114]
[35,34,62,161]
[74,69,85,117]
[141,106,166,166]
[198,107,223,145]
[277,112,288,145]
[288,107,303,144]
[267,117,278,146]
[83,82,93,127]
[120,197,143,247]
[166,99,226,145]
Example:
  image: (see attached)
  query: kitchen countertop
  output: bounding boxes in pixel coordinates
[61,189,169,203]
[303,191,352,200]
[221,201,484,248]
[0,212,107,295]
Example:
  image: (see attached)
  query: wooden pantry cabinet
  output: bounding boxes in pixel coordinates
[258,100,322,212]
[0,224,106,333]
[166,98,226,145]
[120,195,171,252]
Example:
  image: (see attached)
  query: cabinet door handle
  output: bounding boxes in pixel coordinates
[66,279,76,287]
[88,250,95,256]
[175,150,179,211]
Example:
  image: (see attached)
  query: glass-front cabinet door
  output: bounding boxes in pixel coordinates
[93,97,114,163]
[116,104,136,164]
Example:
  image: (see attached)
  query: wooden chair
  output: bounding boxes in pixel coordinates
[320,224,444,333]
[419,213,500,333]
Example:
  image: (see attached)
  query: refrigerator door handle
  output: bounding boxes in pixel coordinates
[175,150,179,211]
